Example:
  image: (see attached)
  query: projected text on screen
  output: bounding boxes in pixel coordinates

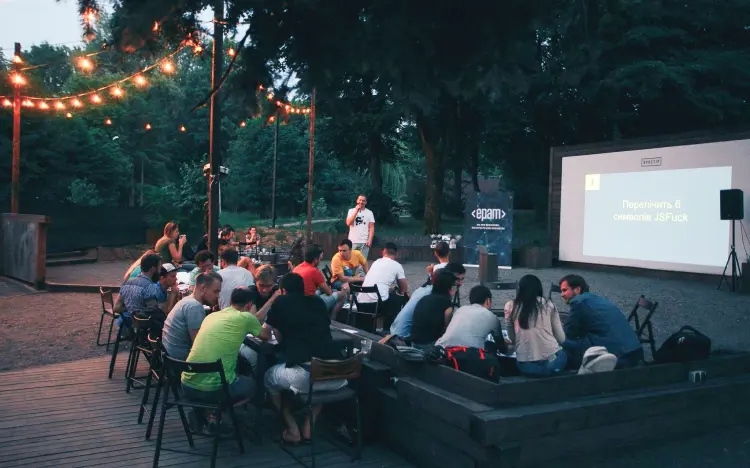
[582,167,732,267]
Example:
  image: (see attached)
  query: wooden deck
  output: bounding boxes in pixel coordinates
[0,355,413,468]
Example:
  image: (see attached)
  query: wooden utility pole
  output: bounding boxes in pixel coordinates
[207,0,224,256]
[11,43,22,214]
[305,88,316,242]
[271,109,279,228]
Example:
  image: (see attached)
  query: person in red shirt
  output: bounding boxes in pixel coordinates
[293,244,345,317]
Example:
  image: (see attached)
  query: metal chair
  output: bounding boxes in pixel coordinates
[96,287,119,350]
[140,334,164,437]
[628,295,659,360]
[153,356,247,468]
[285,354,364,468]
[347,284,383,333]
[125,315,154,393]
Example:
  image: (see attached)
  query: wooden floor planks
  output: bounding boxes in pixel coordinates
[0,355,412,468]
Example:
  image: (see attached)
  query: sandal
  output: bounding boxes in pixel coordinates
[282,429,302,445]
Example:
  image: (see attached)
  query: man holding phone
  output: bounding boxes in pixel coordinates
[345,194,375,259]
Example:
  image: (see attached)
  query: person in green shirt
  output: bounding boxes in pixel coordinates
[181,287,263,410]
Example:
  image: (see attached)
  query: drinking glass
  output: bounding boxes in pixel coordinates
[360,340,372,360]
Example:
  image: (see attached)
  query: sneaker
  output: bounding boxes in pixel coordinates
[578,346,618,375]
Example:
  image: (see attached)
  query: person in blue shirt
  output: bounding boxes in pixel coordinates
[115,253,165,328]
[559,274,643,369]
[390,262,466,340]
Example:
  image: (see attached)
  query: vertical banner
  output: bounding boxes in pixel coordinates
[464,190,514,266]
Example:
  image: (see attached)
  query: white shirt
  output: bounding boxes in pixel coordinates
[358,257,405,303]
[218,265,255,309]
[347,208,375,243]
[433,262,447,272]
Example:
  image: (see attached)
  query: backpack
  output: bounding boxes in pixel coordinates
[443,346,500,382]
[654,326,711,364]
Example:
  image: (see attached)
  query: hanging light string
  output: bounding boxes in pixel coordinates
[1,45,187,106]
[18,48,110,72]
[259,85,311,115]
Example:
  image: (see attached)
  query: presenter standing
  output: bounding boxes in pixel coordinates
[346,194,375,259]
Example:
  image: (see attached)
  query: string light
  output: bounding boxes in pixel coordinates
[91,94,102,104]
[111,87,124,97]
[78,57,94,71]
[268,115,276,123]
[13,55,22,64]
[55,102,65,110]
[66,112,73,118]
[105,118,112,125]
[239,121,246,128]
[194,44,204,54]
[2,99,11,107]
[161,61,175,73]
[38,102,50,110]
[179,125,186,132]
[227,48,236,57]
[135,75,147,87]
[83,8,98,25]
[22,99,34,107]
[11,74,26,86]
[153,22,160,32]
[72,99,82,108]
[145,123,152,130]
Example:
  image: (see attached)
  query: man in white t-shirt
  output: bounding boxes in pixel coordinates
[217,249,255,309]
[357,242,408,329]
[346,194,375,259]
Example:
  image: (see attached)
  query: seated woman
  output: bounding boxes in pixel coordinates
[409,270,457,349]
[504,275,567,377]
[261,273,347,444]
[155,221,190,269]
[245,227,260,246]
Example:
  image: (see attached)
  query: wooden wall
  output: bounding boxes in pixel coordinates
[1,214,50,289]
[547,128,750,261]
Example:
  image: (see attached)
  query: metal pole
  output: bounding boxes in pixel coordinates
[271,109,279,228]
[11,43,22,214]
[207,0,224,256]
[305,88,316,243]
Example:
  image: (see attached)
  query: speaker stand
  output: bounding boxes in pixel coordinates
[718,220,742,292]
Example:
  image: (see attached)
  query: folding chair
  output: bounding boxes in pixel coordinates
[628,295,659,359]
[96,287,119,350]
[153,356,247,468]
[284,355,363,468]
[347,284,383,333]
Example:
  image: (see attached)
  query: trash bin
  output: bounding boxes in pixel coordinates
[478,246,498,285]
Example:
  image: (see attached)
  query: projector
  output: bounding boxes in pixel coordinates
[202,164,230,176]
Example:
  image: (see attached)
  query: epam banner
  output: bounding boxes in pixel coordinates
[463,191,514,266]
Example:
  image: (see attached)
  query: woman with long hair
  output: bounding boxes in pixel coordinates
[155,221,186,265]
[123,249,158,281]
[504,274,567,376]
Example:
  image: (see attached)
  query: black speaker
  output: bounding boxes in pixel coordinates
[720,189,744,220]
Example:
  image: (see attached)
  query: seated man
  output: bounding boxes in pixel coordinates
[425,241,451,281]
[181,287,263,409]
[156,263,180,314]
[330,239,368,290]
[188,250,220,287]
[162,272,222,361]
[247,264,281,321]
[559,274,643,369]
[115,253,164,329]
[409,269,457,348]
[436,285,501,350]
[390,263,466,340]
[293,244,345,316]
[262,273,347,444]
[358,242,409,329]
[217,249,255,309]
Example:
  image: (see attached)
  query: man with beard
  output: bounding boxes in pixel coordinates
[116,253,164,330]
[162,272,223,361]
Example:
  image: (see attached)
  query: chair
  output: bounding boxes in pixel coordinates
[628,295,659,359]
[153,356,247,468]
[96,287,120,350]
[108,317,133,380]
[347,284,383,333]
[140,334,164,437]
[285,354,363,468]
[125,315,154,393]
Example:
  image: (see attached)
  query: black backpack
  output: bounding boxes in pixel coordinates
[443,346,500,382]
[654,326,711,364]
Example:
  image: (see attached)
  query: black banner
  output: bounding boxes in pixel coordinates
[463,191,514,266]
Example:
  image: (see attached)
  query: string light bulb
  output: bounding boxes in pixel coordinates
[194,44,203,54]
[153,22,160,32]
[239,121,247,128]
[228,48,236,57]
[135,75,147,87]
[55,102,65,110]
[66,112,73,118]
[78,57,93,70]
[179,125,186,132]
[266,93,274,100]
[72,99,83,108]
[91,94,102,104]
[83,8,98,24]
[38,102,50,110]
[2,99,11,107]
[11,74,25,86]
[111,87,124,97]
[145,123,152,130]
[105,118,112,125]
[22,99,34,107]
[12,55,22,64]
[161,61,175,73]
[268,115,276,123]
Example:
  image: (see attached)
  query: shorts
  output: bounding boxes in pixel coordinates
[316,290,341,310]
[264,363,347,395]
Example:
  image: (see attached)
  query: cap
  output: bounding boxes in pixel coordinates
[160,263,177,275]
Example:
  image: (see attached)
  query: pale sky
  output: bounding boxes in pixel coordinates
[0,0,86,52]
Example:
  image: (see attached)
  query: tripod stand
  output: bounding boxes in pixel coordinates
[718,220,743,292]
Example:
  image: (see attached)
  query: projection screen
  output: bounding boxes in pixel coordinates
[557,138,750,275]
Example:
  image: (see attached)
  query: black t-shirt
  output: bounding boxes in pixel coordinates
[248,285,279,310]
[410,293,454,345]
[266,293,341,367]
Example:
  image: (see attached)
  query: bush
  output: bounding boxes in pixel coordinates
[406,178,426,220]
[366,192,401,225]
[312,197,330,218]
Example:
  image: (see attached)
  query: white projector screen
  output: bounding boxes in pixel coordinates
[558,138,750,274]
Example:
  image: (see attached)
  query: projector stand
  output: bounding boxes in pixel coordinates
[718,220,742,292]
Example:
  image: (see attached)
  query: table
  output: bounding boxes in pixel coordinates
[242,326,356,407]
